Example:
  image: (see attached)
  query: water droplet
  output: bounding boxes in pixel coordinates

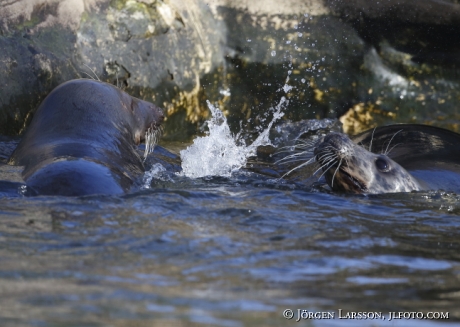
[271,50,276,57]
[219,88,231,97]
[283,84,293,93]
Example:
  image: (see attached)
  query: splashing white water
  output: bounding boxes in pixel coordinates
[180,99,286,178]
[142,163,173,189]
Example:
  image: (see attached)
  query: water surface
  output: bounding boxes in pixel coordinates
[0,152,459,326]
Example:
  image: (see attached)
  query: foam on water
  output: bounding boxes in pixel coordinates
[180,98,286,178]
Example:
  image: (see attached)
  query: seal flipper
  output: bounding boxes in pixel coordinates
[352,124,460,163]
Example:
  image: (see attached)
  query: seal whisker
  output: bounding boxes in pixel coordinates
[317,152,338,162]
[82,64,100,81]
[275,150,314,164]
[316,159,338,181]
[316,156,336,168]
[277,149,312,158]
[275,143,314,155]
[316,148,336,161]
[143,127,161,160]
[276,157,314,165]
[383,130,403,155]
[369,127,377,152]
[313,155,337,176]
[276,138,318,152]
[317,152,336,163]
[330,158,343,188]
[320,150,336,155]
[81,71,97,80]
[278,156,317,179]
[274,147,297,155]
[294,144,316,150]
[294,140,318,149]
[385,142,402,156]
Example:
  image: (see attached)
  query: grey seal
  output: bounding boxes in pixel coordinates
[314,124,460,194]
[314,132,423,194]
[8,79,164,196]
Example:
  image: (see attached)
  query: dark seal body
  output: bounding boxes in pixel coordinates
[8,79,164,196]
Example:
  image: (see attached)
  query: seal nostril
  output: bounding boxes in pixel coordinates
[375,157,389,172]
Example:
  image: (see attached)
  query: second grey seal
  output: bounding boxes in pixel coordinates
[314,132,423,194]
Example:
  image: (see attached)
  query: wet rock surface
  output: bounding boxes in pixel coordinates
[326,0,460,133]
[2,0,460,138]
[0,0,225,137]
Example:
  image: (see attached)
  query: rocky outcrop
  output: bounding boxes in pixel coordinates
[326,0,460,133]
[2,0,460,138]
[0,0,225,137]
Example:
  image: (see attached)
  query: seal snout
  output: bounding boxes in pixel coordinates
[314,132,368,193]
[129,95,164,130]
[314,132,349,171]
[150,104,164,129]
[314,132,353,159]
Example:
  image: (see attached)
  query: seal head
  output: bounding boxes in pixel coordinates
[314,132,423,194]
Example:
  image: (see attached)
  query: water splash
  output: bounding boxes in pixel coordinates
[142,163,172,189]
[180,99,286,178]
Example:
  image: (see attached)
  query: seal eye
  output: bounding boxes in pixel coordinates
[375,158,389,172]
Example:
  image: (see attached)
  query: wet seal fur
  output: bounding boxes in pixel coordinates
[8,79,164,196]
[314,132,422,194]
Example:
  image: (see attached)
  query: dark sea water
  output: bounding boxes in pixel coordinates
[0,135,459,326]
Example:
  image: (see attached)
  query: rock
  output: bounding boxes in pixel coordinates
[206,1,366,137]
[3,0,460,140]
[326,0,460,26]
[326,0,460,133]
[0,0,225,138]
